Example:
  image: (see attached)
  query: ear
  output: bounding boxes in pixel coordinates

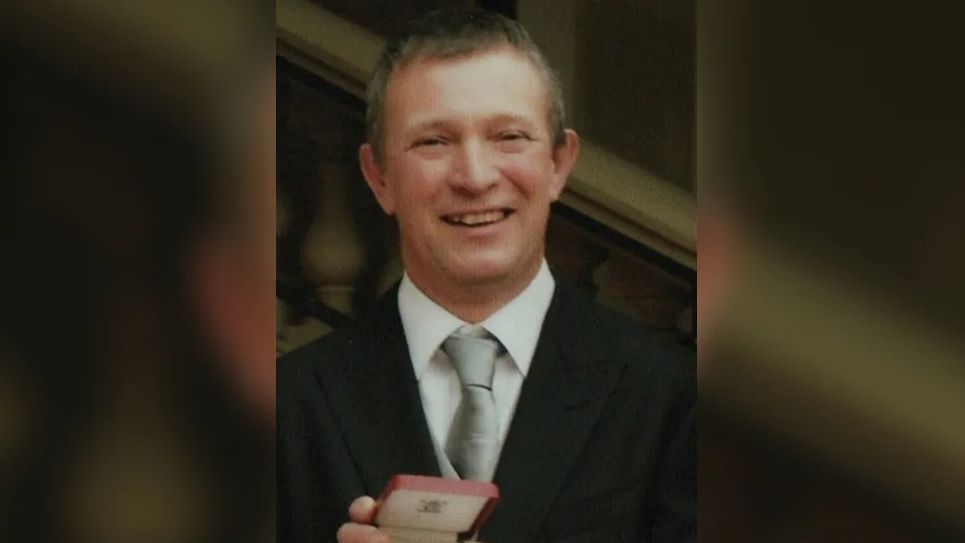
[359,143,395,215]
[548,129,580,201]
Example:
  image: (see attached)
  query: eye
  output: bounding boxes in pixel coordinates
[499,131,529,141]
[413,136,448,148]
[494,131,532,152]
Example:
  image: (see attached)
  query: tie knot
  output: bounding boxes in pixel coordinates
[442,325,499,389]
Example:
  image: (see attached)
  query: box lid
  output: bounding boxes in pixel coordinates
[375,475,500,541]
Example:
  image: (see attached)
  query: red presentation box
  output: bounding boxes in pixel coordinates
[375,474,500,543]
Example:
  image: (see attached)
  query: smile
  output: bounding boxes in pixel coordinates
[441,209,513,227]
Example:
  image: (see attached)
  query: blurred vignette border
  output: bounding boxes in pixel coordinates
[2,0,964,541]
[699,0,965,540]
[2,1,274,542]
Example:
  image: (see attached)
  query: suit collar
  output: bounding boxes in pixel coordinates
[484,282,627,541]
[312,285,442,494]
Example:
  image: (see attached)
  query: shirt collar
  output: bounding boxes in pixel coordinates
[398,260,556,380]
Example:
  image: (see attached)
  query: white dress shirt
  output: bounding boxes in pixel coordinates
[398,261,556,471]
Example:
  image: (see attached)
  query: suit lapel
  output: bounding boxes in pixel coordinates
[315,287,441,495]
[483,284,627,542]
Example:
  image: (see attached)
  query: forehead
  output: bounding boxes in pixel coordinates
[383,47,550,132]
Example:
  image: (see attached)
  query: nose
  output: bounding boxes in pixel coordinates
[451,139,499,194]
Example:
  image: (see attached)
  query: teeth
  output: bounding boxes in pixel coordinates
[446,210,507,226]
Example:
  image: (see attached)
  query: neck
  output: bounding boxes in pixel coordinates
[406,261,543,324]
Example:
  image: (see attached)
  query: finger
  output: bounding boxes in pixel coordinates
[336,522,391,543]
[348,495,379,524]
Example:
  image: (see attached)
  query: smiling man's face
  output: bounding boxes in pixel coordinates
[360,46,578,303]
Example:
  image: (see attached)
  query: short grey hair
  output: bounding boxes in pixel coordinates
[365,8,566,162]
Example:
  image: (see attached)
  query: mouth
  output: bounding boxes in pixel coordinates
[441,208,514,227]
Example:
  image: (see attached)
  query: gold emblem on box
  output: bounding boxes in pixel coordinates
[416,499,448,514]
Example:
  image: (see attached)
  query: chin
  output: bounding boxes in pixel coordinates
[448,263,512,286]
[445,252,531,287]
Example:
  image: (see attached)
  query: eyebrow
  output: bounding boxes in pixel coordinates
[407,113,537,135]
[487,113,535,126]
[407,119,455,135]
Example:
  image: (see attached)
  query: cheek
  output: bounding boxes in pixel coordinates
[500,157,551,199]
[389,179,438,238]
[503,165,548,200]
[394,160,448,207]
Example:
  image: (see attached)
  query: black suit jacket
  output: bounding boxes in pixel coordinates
[278,282,696,543]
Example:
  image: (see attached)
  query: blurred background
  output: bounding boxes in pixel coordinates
[1,0,963,541]
[699,1,965,540]
[1,1,274,542]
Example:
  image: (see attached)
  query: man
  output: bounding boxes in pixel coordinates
[277,8,695,543]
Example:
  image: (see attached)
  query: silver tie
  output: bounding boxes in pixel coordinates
[442,325,500,481]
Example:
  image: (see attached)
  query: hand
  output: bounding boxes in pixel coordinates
[336,496,391,543]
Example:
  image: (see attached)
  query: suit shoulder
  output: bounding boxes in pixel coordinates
[558,282,695,380]
[277,325,362,388]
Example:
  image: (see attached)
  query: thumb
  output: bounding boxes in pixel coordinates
[348,496,380,524]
